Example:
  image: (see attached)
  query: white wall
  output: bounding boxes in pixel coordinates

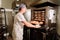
[24,9,31,22]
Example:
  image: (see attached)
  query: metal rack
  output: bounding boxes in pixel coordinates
[0,8,7,40]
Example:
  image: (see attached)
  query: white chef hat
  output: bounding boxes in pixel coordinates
[19,3,26,9]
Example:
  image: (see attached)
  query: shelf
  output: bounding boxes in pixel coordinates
[31,9,45,25]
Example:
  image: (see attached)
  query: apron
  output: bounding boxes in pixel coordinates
[12,23,23,40]
[12,13,26,40]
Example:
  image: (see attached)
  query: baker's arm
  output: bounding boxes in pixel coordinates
[22,21,40,28]
[16,15,40,28]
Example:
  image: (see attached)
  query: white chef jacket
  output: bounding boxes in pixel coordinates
[12,12,26,40]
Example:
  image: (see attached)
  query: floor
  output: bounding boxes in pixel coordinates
[6,35,60,40]
[7,36,13,40]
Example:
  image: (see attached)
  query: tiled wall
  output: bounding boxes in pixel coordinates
[1,0,14,9]
[58,0,60,5]
[57,6,60,35]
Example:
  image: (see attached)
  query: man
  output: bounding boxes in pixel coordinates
[12,3,41,40]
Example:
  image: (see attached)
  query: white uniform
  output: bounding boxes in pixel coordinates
[12,13,26,40]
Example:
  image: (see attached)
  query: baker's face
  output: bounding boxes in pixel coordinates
[22,7,27,13]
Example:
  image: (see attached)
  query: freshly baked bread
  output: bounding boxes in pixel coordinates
[30,21,39,24]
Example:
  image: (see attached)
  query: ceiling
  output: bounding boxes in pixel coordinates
[21,0,40,5]
[18,0,60,6]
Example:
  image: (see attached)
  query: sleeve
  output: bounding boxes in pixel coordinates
[16,14,26,22]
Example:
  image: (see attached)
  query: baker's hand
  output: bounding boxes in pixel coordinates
[35,24,41,28]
